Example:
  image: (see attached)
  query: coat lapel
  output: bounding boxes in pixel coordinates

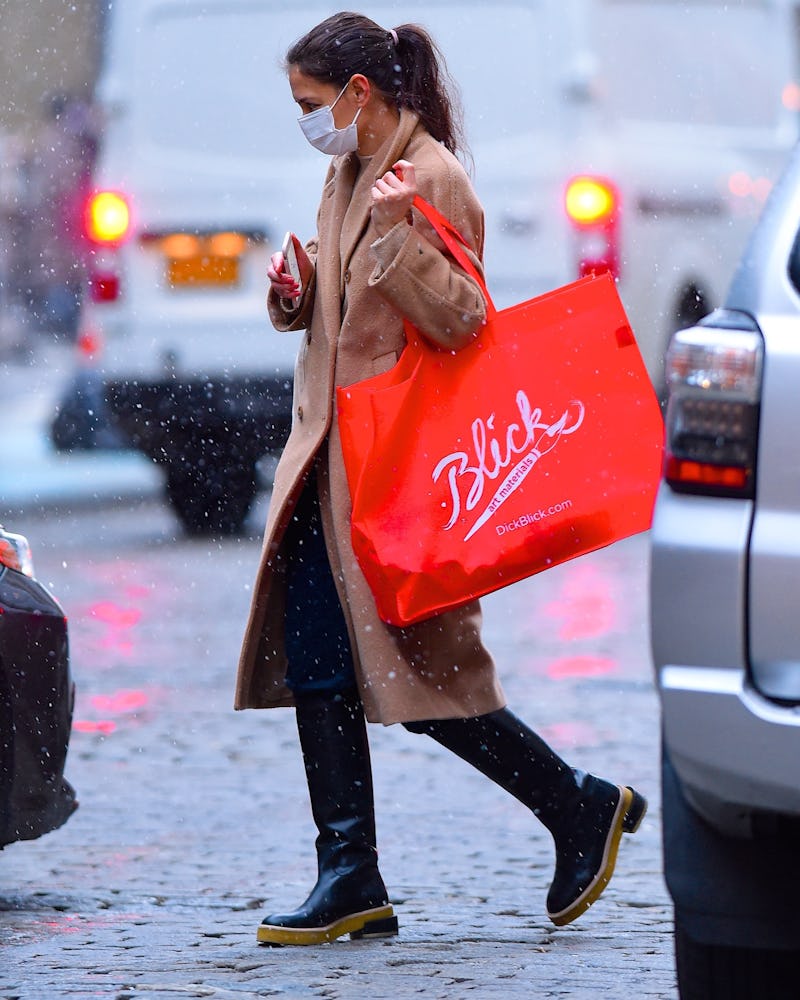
[317,110,421,346]
[338,110,421,294]
[317,154,358,344]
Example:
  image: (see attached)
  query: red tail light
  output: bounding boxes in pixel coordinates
[664,325,762,499]
[85,191,131,245]
[77,328,103,358]
[565,176,620,278]
[664,456,749,492]
[89,272,121,302]
[565,177,617,227]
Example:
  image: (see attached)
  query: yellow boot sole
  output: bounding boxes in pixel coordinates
[257,904,398,946]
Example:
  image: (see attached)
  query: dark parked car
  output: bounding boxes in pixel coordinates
[650,145,800,997]
[0,526,77,847]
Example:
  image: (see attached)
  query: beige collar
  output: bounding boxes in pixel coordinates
[338,109,422,280]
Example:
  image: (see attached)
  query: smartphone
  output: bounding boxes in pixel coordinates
[281,231,302,289]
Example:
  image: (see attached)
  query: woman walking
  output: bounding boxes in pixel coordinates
[236,11,646,946]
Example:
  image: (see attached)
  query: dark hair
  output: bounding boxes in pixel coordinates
[286,11,466,158]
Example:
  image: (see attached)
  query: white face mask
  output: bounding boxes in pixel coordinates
[298,81,362,156]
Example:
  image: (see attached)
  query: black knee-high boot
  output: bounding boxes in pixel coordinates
[404,709,647,927]
[258,689,398,945]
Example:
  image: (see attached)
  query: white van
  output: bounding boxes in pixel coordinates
[70,0,799,532]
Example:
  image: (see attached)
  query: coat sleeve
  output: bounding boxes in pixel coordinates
[266,236,319,332]
[367,151,487,351]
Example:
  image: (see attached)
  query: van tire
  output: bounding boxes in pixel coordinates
[675,919,799,999]
[675,283,710,329]
[166,456,257,536]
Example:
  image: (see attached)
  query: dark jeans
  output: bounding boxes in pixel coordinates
[283,485,357,695]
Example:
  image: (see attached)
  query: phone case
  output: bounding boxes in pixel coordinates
[282,232,302,286]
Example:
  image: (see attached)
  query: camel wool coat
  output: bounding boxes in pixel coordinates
[235,110,506,725]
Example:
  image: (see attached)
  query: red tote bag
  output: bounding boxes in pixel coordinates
[336,196,664,627]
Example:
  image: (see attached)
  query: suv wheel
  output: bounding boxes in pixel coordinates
[675,921,799,999]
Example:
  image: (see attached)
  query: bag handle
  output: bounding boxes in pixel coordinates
[411,195,497,319]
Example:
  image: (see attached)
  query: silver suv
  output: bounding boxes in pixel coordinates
[650,145,800,997]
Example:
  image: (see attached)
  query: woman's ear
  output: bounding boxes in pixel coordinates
[350,74,372,107]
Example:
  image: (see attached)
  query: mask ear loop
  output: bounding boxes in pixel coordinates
[330,79,352,112]
[330,78,363,131]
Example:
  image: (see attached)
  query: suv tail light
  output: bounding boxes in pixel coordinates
[663,322,763,498]
[565,175,620,279]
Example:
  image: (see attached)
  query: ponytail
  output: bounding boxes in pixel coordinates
[286,12,467,159]
[393,24,465,157]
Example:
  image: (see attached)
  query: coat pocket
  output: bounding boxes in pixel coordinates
[371,351,399,376]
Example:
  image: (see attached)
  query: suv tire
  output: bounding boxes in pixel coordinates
[675,921,799,1000]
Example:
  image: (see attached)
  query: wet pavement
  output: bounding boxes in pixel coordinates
[0,490,675,999]
[1,338,675,998]
[0,338,161,516]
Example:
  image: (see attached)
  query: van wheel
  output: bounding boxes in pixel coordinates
[166,455,257,536]
[675,283,710,329]
[675,919,799,999]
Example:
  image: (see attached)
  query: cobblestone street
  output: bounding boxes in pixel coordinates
[0,501,675,999]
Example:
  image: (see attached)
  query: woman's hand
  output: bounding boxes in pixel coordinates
[371,159,417,237]
[267,238,313,301]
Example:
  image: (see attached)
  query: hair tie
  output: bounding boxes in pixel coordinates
[389,28,398,45]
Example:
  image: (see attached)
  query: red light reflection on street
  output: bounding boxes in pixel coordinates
[85,600,143,656]
[547,655,618,680]
[33,911,147,940]
[40,915,82,934]
[89,601,142,628]
[540,720,602,748]
[74,688,151,735]
[542,565,617,641]
[90,689,149,714]
[73,719,117,734]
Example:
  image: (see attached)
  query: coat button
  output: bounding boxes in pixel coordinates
[297,405,304,421]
